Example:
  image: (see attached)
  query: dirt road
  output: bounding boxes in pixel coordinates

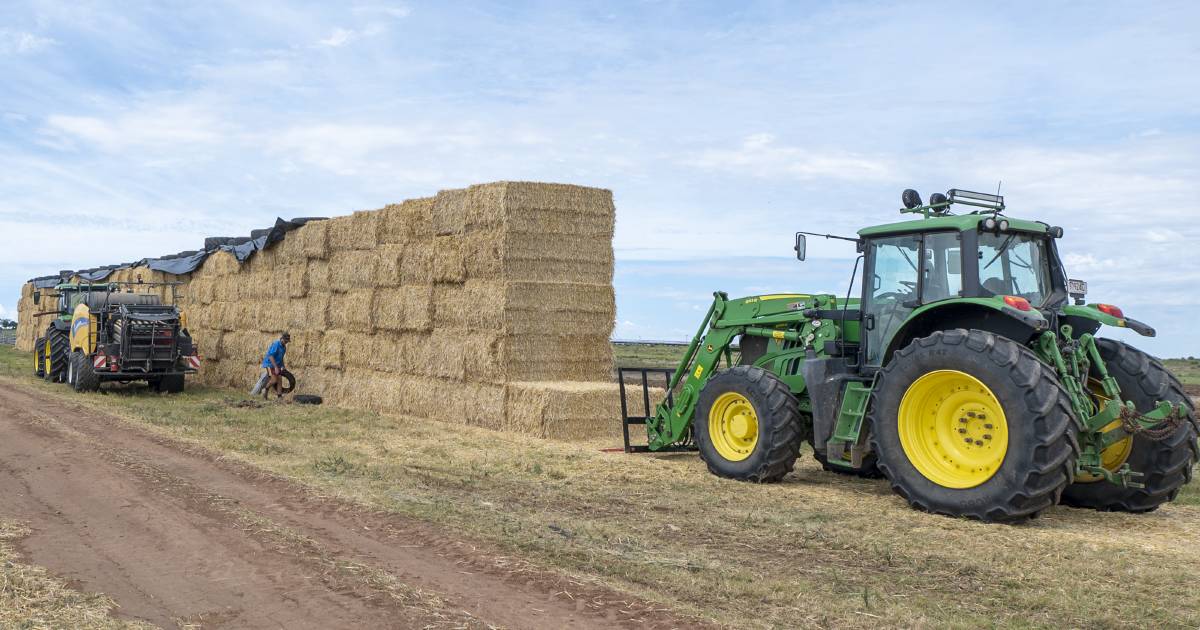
[0,382,693,629]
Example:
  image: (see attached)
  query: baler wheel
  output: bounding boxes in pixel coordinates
[71,352,101,393]
[869,329,1079,523]
[1061,339,1197,512]
[695,366,802,483]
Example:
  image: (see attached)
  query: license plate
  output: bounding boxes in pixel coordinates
[1067,279,1088,296]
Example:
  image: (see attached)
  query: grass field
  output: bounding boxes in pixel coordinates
[3,344,1200,628]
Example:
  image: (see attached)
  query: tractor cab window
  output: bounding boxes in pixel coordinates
[864,235,920,366]
[978,232,1052,307]
[863,232,963,366]
[921,232,963,303]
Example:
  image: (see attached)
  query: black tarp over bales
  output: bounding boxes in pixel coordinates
[29,217,327,284]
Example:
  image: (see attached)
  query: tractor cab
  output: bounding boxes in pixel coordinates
[851,189,1069,366]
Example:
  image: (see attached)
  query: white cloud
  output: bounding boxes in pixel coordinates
[352,5,411,19]
[41,103,228,153]
[0,29,55,55]
[317,28,356,48]
[684,133,898,182]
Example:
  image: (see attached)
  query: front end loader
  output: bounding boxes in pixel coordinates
[624,188,1196,523]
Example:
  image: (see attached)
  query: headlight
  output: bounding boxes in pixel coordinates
[998,219,1009,231]
[982,218,997,230]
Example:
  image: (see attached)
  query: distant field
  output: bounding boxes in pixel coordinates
[612,341,689,368]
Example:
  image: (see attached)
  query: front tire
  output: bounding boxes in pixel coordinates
[695,366,802,482]
[1060,339,1197,512]
[870,329,1079,523]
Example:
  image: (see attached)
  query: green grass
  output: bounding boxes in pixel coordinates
[1164,358,1200,390]
[612,341,689,368]
[4,344,1200,628]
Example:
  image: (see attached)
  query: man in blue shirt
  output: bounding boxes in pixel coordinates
[261,332,290,399]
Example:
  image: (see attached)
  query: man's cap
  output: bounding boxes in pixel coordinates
[281,332,291,340]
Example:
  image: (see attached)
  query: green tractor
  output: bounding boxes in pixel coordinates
[623,188,1196,523]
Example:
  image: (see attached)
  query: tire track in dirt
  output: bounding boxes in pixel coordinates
[0,382,698,629]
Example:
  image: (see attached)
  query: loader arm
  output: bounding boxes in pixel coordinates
[645,292,807,450]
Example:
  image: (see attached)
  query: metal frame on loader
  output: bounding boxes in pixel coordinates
[624,188,1197,523]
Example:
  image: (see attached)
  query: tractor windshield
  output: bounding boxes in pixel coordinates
[977,232,1053,307]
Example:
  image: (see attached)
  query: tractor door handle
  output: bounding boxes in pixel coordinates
[864,314,876,330]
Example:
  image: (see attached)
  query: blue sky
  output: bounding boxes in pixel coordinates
[1,1,1198,356]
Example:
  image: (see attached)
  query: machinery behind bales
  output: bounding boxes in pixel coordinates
[623,188,1197,523]
[32,281,200,393]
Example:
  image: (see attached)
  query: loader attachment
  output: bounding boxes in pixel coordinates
[617,367,694,453]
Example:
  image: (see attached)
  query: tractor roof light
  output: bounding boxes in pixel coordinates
[1049,226,1064,238]
[1003,295,1032,311]
[998,219,1009,231]
[982,217,997,230]
[1095,303,1124,319]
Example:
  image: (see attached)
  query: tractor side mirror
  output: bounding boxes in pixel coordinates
[32,290,40,305]
[794,234,807,261]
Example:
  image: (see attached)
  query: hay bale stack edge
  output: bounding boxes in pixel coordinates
[15,181,626,440]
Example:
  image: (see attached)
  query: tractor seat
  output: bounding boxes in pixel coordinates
[982,278,1007,295]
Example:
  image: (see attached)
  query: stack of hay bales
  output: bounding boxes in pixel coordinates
[16,181,628,441]
[15,282,38,352]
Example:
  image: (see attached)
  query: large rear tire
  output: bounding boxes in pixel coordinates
[44,330,69,383]
[33,337,45,377]
[1061,339,1197,512]
[870,329,1079,523]
[695,366,803,483]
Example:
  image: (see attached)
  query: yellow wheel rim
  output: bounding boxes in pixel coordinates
[1076,380,1134,483]
[44,338,51,374]
[898,370,1009,489]
[708,392,759,461]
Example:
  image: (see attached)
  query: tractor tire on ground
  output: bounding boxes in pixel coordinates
[869,329,1079,523]
[44,330,69,383]
[72,352,101,393]
[813,448,883,478]
[695,365,803,483]
[294,394,323,405]
[158,374,185,394]
[33,337,45,378]
[1061,339,1198,512]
